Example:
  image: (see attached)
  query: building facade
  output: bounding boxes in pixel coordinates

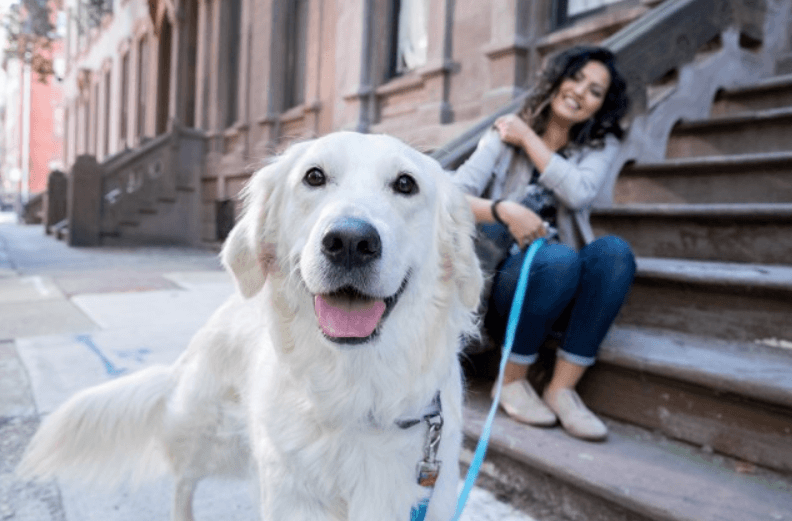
[1,43,64,204]
[60,0,652,243]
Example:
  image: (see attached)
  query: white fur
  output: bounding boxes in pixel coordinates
[18,132,483,521]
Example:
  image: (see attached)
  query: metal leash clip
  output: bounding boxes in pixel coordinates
[416,413,443,488]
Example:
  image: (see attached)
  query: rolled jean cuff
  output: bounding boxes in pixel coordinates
[557,349,596,367]
[507,352,539,365]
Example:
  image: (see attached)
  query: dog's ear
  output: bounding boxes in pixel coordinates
[220,168,276,299]
[221,205,267,299]
[222,140,314,298]
[437,173,484,311]
[221,142,311,298]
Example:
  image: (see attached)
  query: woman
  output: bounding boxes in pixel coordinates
[454,46,636,441]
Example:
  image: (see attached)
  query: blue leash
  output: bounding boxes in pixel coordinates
[450,237,545,521]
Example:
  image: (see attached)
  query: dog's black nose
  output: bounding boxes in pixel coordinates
[321,217,382,268]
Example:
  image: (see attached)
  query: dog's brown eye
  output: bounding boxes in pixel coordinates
[392,174,418,196]
[303,167,326,187]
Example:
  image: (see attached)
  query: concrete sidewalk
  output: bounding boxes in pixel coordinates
[0,219,535,521]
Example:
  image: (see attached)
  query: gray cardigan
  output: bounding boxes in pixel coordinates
[453,128,622,250]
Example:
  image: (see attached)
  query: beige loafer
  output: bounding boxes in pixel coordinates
[493,380,557,427]
[543,388,607,441]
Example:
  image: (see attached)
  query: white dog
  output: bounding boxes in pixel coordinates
[18,131,483,521]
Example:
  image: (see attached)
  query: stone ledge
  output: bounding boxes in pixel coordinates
[673,106,792,131]
[622,150,792,173]
[717,73,792,96]
[594,202,792,219]
[600,325,792,410]
[631,256,792,293]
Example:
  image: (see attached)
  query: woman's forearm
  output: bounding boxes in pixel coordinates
[466,195,547,249]
[467,195,499,224]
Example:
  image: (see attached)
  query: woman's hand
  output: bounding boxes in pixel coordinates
[494,115,533,148]
[494,114,553,173]
[497,200,547,249]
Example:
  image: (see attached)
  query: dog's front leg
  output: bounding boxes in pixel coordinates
[172,476,199,521]
[259,465,344,521]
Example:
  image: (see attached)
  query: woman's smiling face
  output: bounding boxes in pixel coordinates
[550,60,611,125]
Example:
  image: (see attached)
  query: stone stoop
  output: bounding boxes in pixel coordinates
[461,381,792,521]
[97,128,206,247]
[548,70,792,518]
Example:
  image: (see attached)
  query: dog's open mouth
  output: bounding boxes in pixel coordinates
[313,276,409,344]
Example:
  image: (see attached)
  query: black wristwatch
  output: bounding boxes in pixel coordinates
[491,199,507,226]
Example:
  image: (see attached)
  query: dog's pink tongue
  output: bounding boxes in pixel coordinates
[314,294,386,338]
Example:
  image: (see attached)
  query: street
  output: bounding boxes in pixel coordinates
[0,216,536,521]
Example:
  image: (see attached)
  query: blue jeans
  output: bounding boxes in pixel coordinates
[486,236,636,367]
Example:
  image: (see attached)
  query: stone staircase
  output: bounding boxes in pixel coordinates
[587,69,792,460]
[98,128,206,246]
[64,126,207,247]
[458,59,792,521]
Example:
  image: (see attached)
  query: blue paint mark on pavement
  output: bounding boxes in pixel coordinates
[75,334,127,377]
[116,347,151,363]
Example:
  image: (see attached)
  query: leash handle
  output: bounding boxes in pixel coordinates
[450,238,546,521]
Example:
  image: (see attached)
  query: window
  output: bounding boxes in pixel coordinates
[119,52,129,142]
[555,0,627,27]
[184,0,199,128]
[56,10,67,37]
[64,107,70,166]
[92,83,99,155]
[283,0,307,110]
[76,1,85,51]
[65,8,73,70]
[202,0,213,128]
[568,0,623,16]
[137,35,148,140]
[83,98,89,154]
[156,19,172,135]
[103,68,111,157]
[221,0,242,127]
[388,0,428,78]
[80,0,113,29]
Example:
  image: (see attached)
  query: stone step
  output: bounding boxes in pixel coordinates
[579,325,792,473]
[711,74,792,116]
[665,107,792,158]
[590,203,792,264]
[615,257,792,344]
[614,151,792,204]
[462,379,792,521]
[105,192,196,246]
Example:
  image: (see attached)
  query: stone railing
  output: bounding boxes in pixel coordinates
[430,0,767,170]
[68,125,206,246]
[100,125,206,244]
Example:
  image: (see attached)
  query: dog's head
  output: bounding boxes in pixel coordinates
[221,131,482,347]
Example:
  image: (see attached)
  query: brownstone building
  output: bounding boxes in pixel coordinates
[60,0,668,244]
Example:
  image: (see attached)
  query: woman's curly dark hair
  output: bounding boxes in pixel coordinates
[518,46,630,149]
